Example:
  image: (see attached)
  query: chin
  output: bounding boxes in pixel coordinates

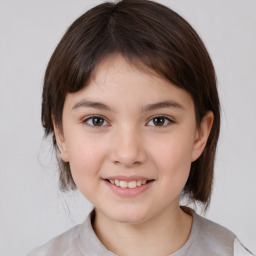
[107,205,153,224]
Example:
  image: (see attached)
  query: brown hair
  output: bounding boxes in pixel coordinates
[42,0,220,208]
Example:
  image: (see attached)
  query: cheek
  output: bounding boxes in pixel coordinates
[150,130,194,181]
[65,134,106,189]
[151,138,192,201]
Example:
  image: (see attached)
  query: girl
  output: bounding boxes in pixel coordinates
[28,0,253,255]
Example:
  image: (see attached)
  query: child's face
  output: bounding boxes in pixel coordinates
[56,54,205,224]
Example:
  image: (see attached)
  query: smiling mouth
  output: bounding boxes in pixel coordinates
[105,179,154,188]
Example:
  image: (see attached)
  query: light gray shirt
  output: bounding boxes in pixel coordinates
[27,209,253,256]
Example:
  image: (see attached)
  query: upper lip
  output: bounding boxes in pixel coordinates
[103,175,154,182]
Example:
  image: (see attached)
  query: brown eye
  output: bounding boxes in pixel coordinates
[153,117,165,126]
[147,115,174,127]
[92,117,104,126]
[83,115,108,127]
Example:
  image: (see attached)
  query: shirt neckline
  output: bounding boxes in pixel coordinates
[78,207,202,256]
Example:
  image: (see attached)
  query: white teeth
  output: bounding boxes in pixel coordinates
[120,181,128,188]
[109,179,149,188]
[128,181,137,188]
[136,180,142,186]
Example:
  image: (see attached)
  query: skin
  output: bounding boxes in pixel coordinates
[54,54,214,256]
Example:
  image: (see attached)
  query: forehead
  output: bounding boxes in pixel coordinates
[65,54,194,111]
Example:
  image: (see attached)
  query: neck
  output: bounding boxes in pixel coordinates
[93,204,193,256]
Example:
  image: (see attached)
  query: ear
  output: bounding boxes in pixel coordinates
[53,121,69,162]
[191,111,214,162]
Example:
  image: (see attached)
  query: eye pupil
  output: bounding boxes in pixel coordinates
[92,117,104,126]
[153,117,165,126]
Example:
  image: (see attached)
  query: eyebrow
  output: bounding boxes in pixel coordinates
[72,100,184,112]
[142,101,184,112]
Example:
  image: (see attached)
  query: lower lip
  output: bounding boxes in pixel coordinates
[103,180,154,197]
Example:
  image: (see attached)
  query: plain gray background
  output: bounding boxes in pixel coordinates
[0,0,255,255]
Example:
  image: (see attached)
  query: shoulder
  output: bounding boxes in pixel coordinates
[27,223,83,256]
[27,210,116,256]
[199,213,235,244]
[189,211,235,255]
[188,210,253,256]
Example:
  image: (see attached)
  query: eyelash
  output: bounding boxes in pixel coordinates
[82,115,174,128]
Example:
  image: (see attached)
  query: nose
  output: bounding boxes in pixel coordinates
[109,126,147,167]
